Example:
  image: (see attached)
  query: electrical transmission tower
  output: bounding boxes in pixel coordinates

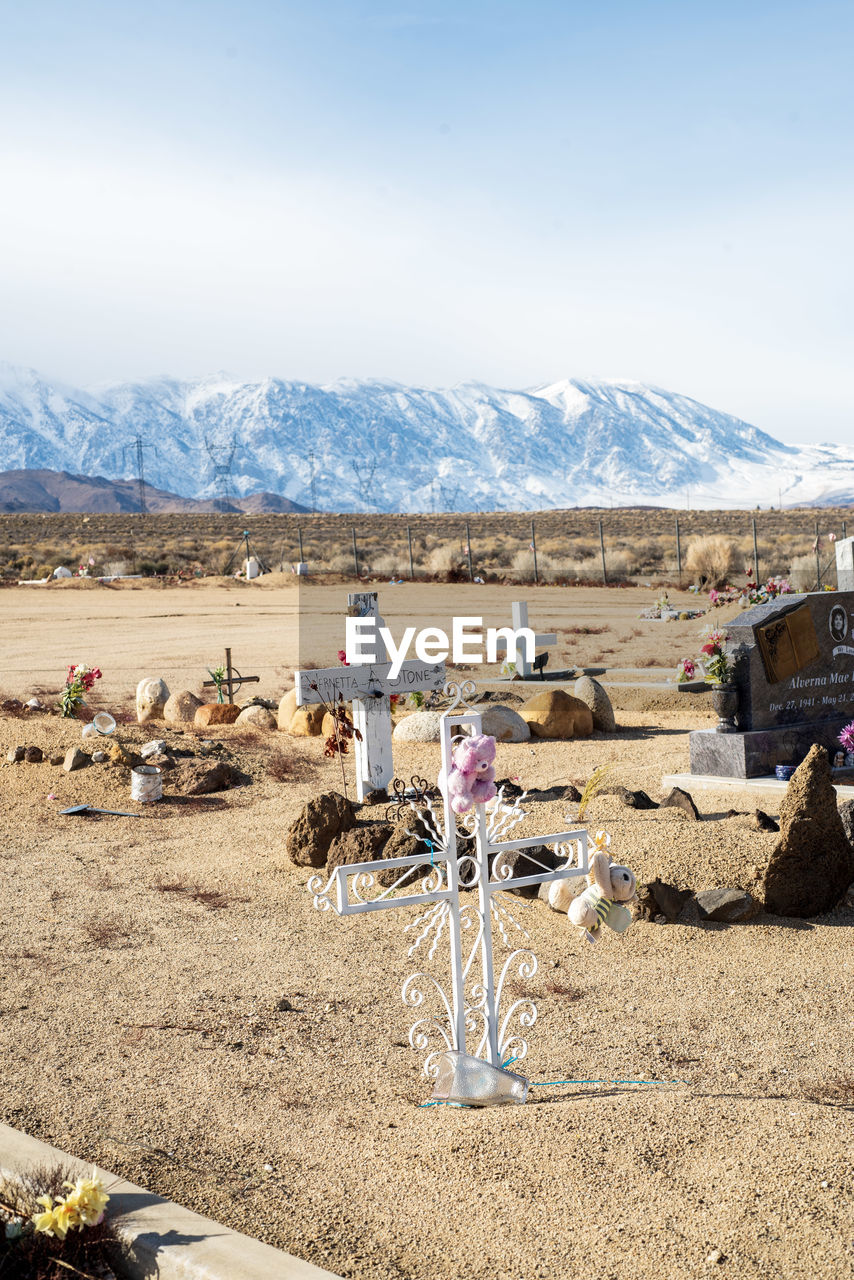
[308,450,318,512]
[122,436,157,513]
[204,436,238,512]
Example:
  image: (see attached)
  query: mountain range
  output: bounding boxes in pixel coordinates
[0,362,852,512]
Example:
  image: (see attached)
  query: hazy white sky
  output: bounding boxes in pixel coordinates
[1,0,852,443]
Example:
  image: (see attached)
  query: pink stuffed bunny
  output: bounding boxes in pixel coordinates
[445,734,497,815]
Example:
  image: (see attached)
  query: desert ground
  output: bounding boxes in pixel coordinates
[0,578,852,1280]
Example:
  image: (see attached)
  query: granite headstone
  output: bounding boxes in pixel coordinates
[690,589,854,778]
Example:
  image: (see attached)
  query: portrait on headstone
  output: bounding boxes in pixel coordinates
[829,604,847,645]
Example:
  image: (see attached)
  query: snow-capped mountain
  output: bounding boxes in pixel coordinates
[0,362,851,511]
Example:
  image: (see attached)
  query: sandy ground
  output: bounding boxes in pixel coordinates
[0,580,852,1280]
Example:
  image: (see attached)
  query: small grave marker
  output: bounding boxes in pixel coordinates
[309,682,589,1095]
[295,593,446,801]
[202,647,260,704]
[494,601,557,678]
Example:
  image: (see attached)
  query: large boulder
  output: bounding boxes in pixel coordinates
[392,710,443,743]
[277,688,298,730]
[573,676,616,733]
[136,677,170,724]
[763,745,854,917]
[326,823,394,884]
[195,702,241,728]
[492,843,559,898]
[164,690,203,726]
[288,705,326,736]
[286,791,356,868]
[235,704,276,730]
[519,690,593,740]
[479,705,531,743]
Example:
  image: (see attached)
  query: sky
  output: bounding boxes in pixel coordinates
[0,0,851,444]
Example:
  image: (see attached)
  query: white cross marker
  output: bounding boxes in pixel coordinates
[308,681,589,1088]
[494,600,557,678]
[295,592,446,801]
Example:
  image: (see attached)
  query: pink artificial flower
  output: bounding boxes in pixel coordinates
[839,722,854,753]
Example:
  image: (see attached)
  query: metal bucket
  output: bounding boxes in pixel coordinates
[131,764,162,803]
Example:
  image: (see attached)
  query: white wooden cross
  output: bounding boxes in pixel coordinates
[308,681,589,1092]
[494,600,557,678]
[295,592,446,801]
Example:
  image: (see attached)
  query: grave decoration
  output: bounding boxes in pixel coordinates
[690,588,854,778]
[308,681,590,1106]
[494,601,559,678]
[296,593,446,802]
[202,647,260,704]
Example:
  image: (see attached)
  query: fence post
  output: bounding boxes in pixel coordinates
[531,520,539,585]
[297,528,304,565]
[407,525,414,580]
[599,520,608,584]
[843,520,848,541]
[752,518,760,582]
[815,520,822,590]
[352,527,359,577]
[675,517,682,584]
[465,522,474,581]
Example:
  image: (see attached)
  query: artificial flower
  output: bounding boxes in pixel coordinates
[32,1195,57,1235]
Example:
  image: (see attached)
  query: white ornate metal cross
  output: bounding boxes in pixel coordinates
[309,681,589,1080]
[295,592,446,801]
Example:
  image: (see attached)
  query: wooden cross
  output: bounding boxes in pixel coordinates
[309,682,589,1095]
[494,600,557,678]
[202,647,260,704]
[295,593,446,801]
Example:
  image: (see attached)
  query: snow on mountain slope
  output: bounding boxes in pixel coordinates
[0,362,850,512]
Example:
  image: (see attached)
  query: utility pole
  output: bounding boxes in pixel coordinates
[122,435,156,514]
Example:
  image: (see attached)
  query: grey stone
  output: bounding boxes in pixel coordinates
[573,675,616,733]
[6,746,25,762]
[235,705,277,730]
[696,888,756,922]
[659,786,700,821]
[479,704,531,742]
[649,878,693,920]
[92,750,108,763]
[140,739,167,758]
[63,747,88,771]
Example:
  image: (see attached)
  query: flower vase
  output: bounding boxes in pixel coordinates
[710,684,739,734]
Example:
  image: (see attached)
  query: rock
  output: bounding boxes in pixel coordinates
[633,882,656,919]
[1,699,26,716]
[479,705,531,742]
[696,888,756,922]
[163,690,202,726]
[25,698,43,711]
[648,878,693,921]
[750,809,779,833]
[92,750,108,763]
[326,823,395,886]
[6,746,25,762]
[141,739,167,758]
[838,798,854,848]
[285,791,356,868]
[321,711,336,738]
[764,744,854,917]
[531,783,583,803]
[105,740,135,767]
[573,675,616,733]
[63,747,88,772]
[277,688,298,731]
[145,751,176,771]
[494,777,525,799]
[23,745,43,763]
[493,844,559,898]
[392,710,443,743]
[172,758,238,796]
[50,755,63,766]
[136,677,170,724]
[194,702,242,728]
[235,704,277,730]
[361,788,388,807]
[276,997,296,1012]
[659,786,700,821]
[519,690,593,740]
[612,786,658,810]
[288,704,326,736]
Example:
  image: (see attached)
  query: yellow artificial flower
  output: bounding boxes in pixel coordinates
[591,829,611,853]
[50,1196,80,1239]
[62,1171,109,1225]
[32,1194,57,1235]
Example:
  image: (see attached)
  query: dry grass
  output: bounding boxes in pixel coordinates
[153,879,248,910]
[801,1074,854,1108]
[684,534,738,585]
[267,746,319,783]
[81,912,135,948]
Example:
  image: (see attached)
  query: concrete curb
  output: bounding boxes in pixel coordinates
[0,1123,341,1280]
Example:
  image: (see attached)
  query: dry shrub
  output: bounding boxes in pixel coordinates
[154,879,247,910]
[684,534,737,585]
[789,553,818,593]
[82,912,134,948]
[267,747,318,782]
[425,544,459,574]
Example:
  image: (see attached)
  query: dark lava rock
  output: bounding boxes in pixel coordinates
[763,744,854,917]
[492,844,560,898]
[531,783,583,804]
[360,788,388,807]
[659,787,699,821]
[24,745,43,763]
[495,778,524,800]
[648,878,693,921]
[750,810,779,833]
[173,758,238,796]
[838,798,854,848]
[327,823,394,882]
[696,888,756,922]
[285,791,356,869]
[611,786,658,810]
